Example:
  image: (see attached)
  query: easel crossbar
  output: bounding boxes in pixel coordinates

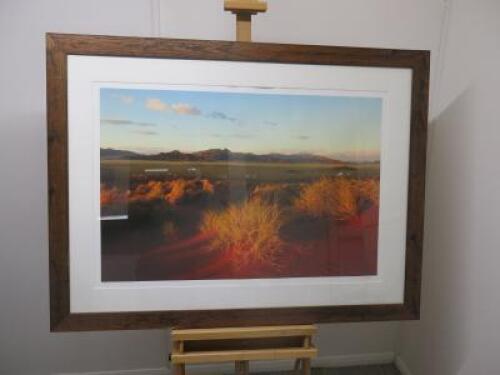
[171,347,317,364]
[170,324,317,375]
[172,325,317,341]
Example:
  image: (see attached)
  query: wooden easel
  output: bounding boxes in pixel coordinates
[170,325,317,375]
[169,4,317,375]
[224,0,267,42]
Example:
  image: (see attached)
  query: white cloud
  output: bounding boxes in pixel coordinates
[171,103,201,115]
[146,98,170,112]
[145,98,201,115]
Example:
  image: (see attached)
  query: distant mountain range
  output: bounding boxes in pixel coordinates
[100,148,140,160]
[100,148,344,164]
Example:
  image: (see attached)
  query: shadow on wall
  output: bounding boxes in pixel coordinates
[398,88,476,375]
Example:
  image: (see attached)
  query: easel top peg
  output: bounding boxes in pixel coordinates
[224,0,267,14]
[224,0,267,42]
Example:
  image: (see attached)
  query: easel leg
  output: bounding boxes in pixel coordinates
[236,13,252,42]
[294,359,302,374]
[173,364,185,375]
[235,360,249,375]
[302,358,311,375]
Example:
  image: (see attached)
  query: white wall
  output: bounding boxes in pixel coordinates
[0,1,444,374]
[397,0,500,374]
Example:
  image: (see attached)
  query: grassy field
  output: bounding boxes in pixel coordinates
[100,159,381,281]
[101,159,380,184]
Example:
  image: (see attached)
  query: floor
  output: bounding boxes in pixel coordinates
[316,365,400,375]
[261,365,401,375]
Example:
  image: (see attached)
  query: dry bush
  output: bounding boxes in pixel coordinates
[334,177,359,218]
[165,178,215,204]
[201,200,283,267]
[122,178,215,205]
[128,181,169,202]
[145,181,166,200]
[295,177,358,220]
[201,179,215,194]
[354,178,380,206]
[165,179,188,204]
[250,183,298,206]
[100,185,128,206]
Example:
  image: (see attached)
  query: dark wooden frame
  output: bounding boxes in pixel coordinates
[47,33,429,332]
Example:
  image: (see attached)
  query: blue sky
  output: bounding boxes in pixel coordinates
[100,87,382,161]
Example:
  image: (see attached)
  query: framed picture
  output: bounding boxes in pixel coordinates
[47,33,429,331]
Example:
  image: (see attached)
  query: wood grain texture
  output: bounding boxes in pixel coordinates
[171,347,318,364]
[184,337,305,352]
[46,33,70,331]
[171,324,316,374]
[46,33,429,332]
[303,358,312,375]
[172,364,185,375]
[172,325,317,341]
[224,0,267,13]
[236,13,252,42]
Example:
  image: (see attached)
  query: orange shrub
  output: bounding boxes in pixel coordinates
[165,179,187,205]
[354,178,380,206]
[250,183,298,206]
[334,177,358,218]
[201,179,215,194]
[201,200,283,267]
[145,181,165,200]
[109,178,216,206]
[127,181,169,202]
[100,185,127,206]
[295,177,358,220]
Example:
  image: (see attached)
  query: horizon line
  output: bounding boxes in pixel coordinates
[100,147,381,163]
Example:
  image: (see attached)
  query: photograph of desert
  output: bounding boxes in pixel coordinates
[99,87,382,282]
